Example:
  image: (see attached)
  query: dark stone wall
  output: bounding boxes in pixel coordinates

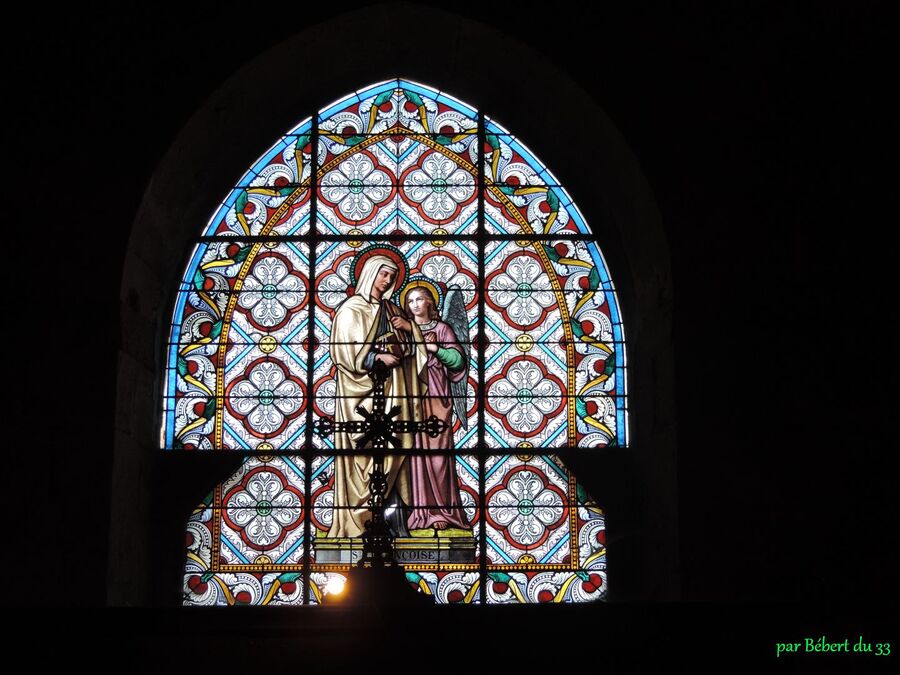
[8,1,895,665]
[108,3,676,606]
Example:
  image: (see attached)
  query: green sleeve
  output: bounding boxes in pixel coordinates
[435,346,465,370]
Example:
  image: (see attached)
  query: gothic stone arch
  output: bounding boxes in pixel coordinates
[110,3,676,606]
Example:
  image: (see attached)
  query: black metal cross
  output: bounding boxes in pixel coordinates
[313,362,447,566]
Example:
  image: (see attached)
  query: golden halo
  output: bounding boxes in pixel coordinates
[350,245,409,292]
[399,276,442,312]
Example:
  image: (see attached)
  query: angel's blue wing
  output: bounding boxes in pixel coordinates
[442,285,470,430]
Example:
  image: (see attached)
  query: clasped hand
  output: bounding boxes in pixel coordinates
[390,316,440,354]
[389,316,412,333]
[424,331,439,354]
[374,353,400,368]
[384,316,441,354]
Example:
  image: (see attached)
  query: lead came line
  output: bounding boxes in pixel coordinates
[302,114,319,605]
[477,111,488,604]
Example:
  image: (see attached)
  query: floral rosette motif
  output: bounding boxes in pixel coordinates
[224,192,276,236]
[578,516,607,569]
[358,95,398,134]
[309,456,335,534]
[183,568,220,606]
[312,375,337,419]
[313,252,354,317]
[416,250,478,307]
[267,135,315,184]
[236,253,307,331]
[486,466,567,549]
[400,150,475,222]
[225,358,305,437]
[484,571,598,604]
[173,394,215,443]
[480,136,575,236]
[311,484,334,533]
[574,394,617,447]
[396,90,437,134]
[225,575,266,606]
[525,190,571,234]
[457,482,480,525]
[170,81,628,607]
[434,572,480,604]
[468,130,513,179]
[319,152,394,224]
[574,307,614,345]
[431,110,478,153]
[188,271,231,319]
[486,357,565,436]
[496,162,542,207]
[524,571,605,603]
[177,309,221,356]
[185,507,213,568]
[172,350,217,445]
[222,466,303,549]
[319,111,367,156]
[485,252,557,329]
[270,573,305,605]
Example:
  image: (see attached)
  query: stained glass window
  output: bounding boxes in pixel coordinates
[168,80,625,605]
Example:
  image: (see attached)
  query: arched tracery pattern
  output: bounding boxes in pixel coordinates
[167,80,623,605]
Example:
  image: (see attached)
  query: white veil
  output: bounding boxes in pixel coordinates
[354,254,399,301]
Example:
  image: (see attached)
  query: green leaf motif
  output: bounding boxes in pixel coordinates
[576,483,588,505]
[575,397,588,418]
[403,90,424,108]
[235,190,249,215]
[604,352,616,377]
[177,356,188,377]
[233,246,251,263]
[193,397,215,420]
[278,572,302,583]
[546,189,560,211]
[571,319,585,339]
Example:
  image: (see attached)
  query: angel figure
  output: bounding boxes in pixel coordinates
[400,276,472,535]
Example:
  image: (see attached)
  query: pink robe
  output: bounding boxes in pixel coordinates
[407,320,470,530]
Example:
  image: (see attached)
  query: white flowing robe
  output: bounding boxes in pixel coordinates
[327,256,428,538]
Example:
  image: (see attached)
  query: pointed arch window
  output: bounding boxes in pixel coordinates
[166,80,625,605]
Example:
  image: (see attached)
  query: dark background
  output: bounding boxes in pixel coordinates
[7,0,895,669]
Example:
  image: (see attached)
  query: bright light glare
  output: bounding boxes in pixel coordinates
[325,576,346,596]
[384,505,396,517]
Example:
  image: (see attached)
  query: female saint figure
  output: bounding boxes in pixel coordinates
[326,249,428,539]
